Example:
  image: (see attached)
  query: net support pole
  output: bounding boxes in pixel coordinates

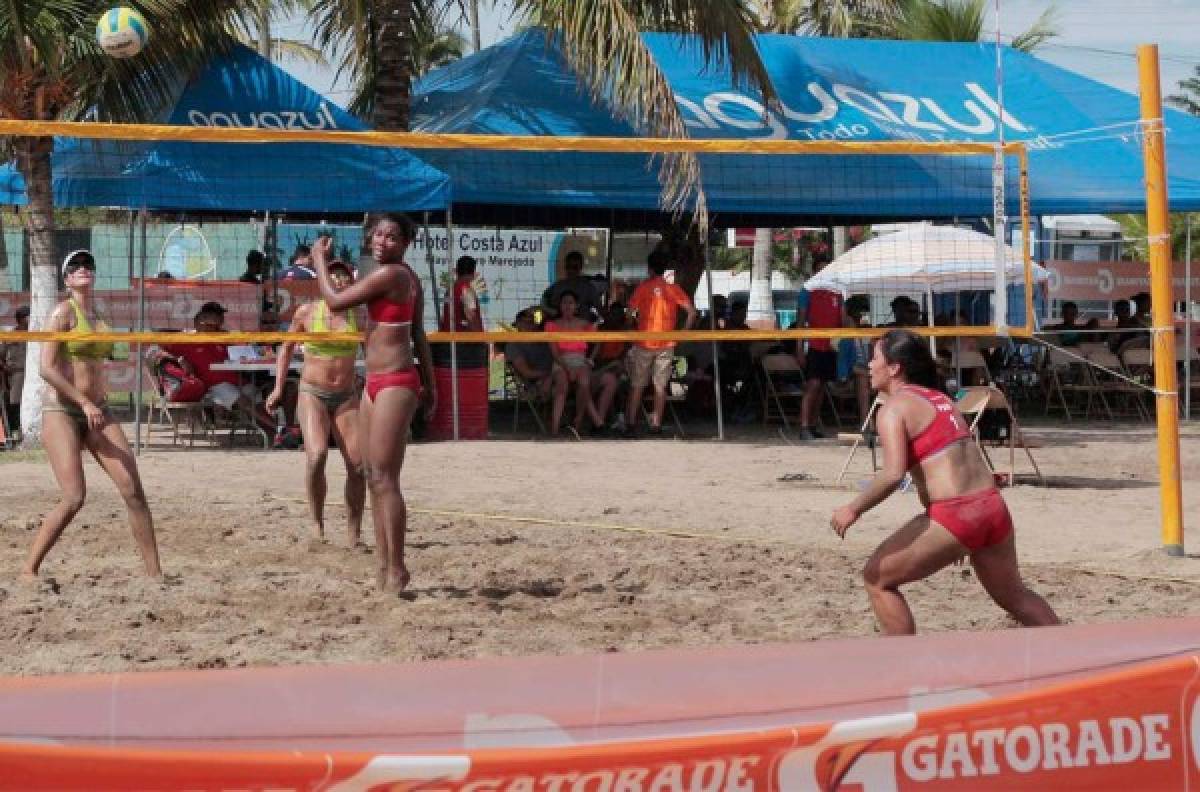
[446,208,460,441]
[1138,44,1184,556]
[992,0,1009,336]
[702,239,725,441]
[134,209,147,456]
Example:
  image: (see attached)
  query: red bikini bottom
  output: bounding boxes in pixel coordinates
[927,488,1013,552]
[365,368,422,401]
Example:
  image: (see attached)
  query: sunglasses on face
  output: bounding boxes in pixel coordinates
[65,256,96,273]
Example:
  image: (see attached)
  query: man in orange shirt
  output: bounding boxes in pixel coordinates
[625,250,697,435]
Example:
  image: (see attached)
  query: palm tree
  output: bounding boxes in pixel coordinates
[243,0,326,65]
[313,1,776,197]
[412,5,467,77]
[0,0,247,442]
[1167,66,1200,117]
[891,0,1058,52]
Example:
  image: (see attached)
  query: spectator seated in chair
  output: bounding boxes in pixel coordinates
[544,291,605,435]
[150,305,277,436]
[589,301,629,431]
[507,307,567,405]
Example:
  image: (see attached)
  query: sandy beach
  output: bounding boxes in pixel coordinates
[2,419,1198,676]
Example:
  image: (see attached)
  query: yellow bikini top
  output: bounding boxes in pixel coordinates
[303,300,359,359]
[63,298,114,361]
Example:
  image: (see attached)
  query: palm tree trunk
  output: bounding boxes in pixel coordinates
[747,227,775,327]
[372,0,413,131]
[16,136,56,446]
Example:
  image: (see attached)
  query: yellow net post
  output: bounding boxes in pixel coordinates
[1138,43,1185,556]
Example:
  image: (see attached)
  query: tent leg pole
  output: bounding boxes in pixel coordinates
[446,208,459,442]
[135,209,147,455]
[704,239,724,441]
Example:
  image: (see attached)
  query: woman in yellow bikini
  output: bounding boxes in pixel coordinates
[22,250,162,580]
[268,260,365,544]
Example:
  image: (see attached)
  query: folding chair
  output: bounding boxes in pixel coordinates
[1087,348,1147,421]
[143,362,212,447]
[955,386,1044,485]
[504,361,549,434]
[948,348,994,386]
[760,353,805,430]
[835,393,884,485]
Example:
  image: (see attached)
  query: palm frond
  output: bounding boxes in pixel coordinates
[1008,4,1057,53]
[1167,68,1200,117]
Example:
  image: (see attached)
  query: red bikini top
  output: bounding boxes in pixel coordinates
[367,265,415,325]
[902,385,970,469]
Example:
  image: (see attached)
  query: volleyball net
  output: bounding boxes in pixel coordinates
[0,121,1035,349]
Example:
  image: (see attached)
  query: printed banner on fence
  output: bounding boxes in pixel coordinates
[1,653,1199,791]
[1045,259,1200,303]
[408,228,608,329]
[0,282,262,331]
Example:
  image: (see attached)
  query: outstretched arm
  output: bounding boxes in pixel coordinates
[831,404,908,537]
[268,305,307,413]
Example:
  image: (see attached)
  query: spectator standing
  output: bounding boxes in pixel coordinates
[625,250,696,435]
[795,259,844,441]
[1,305,29,438]
[280,245,316,281]
[239,250,265,284]
[441,255,484,332]
[542,250,599,319]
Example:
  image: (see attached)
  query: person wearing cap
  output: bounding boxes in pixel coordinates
[158,306,277,435]
[1,304,30,438]
[267,259,366,544]
[22,250,162,580]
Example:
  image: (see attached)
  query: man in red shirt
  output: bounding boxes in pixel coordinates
[796,259,844,441]
[625,250,696,435]
[441,255,483,332]
[161,304,275,433]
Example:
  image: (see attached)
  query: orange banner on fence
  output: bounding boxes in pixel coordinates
[1,652,1199,791]
[1045,259,1200,303]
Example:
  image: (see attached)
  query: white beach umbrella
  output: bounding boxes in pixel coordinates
[803,223,1049,295]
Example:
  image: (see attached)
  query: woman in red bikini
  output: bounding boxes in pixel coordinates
[831,329,1058,634]
[312,215,435,592]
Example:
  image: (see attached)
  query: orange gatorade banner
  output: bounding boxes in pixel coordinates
[1,653,1199,791]
[2,618,1200,790]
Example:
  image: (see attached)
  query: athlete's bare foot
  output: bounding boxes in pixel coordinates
[384,565,410,592]
[311,522,326,541]
[18,571,39,584]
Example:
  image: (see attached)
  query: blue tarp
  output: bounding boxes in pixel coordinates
[0,45,451,212]
[413,29,1200,222]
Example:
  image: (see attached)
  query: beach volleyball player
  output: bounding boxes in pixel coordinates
[830,330,1058,634]
[311,216,434,591]
[22,250,161,580]
[268,259,365,545]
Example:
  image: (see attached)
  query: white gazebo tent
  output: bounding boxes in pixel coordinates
[803,223,1049,322]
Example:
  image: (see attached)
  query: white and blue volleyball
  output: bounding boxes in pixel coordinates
[96,7,149,58]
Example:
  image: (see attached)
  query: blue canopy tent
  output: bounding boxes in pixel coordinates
[0,45,451,213]
[412,29,1200,227]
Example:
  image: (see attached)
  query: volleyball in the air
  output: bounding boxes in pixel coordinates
[96,7,149,58]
